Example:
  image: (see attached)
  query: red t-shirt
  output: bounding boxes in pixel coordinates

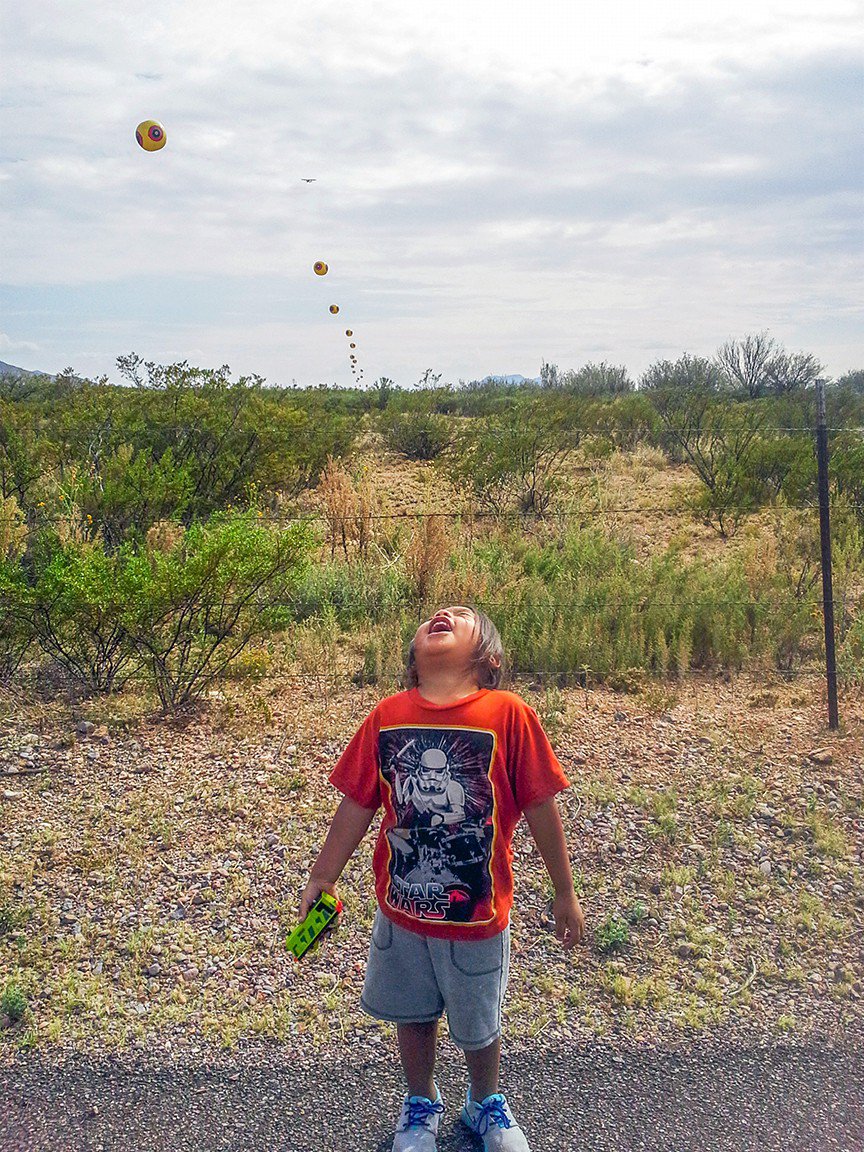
[328,686,570,940]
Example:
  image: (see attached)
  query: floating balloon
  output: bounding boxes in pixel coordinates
[345,330,353,337]
[136,120,166,151]
[349,342,356,348]
[313,261,328,276]
[329,305,340,314]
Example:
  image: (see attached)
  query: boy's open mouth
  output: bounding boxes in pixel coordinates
[429,618,452,634]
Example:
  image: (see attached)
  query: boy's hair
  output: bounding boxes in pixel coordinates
[404,604,504,690]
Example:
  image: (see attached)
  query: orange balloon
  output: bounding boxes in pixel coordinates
[313,261,328,276]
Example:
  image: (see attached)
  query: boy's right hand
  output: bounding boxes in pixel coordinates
[299,876,338,921]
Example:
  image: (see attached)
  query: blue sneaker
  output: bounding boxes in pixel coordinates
[461,1088,531,1151]
[392,1085,445,1152]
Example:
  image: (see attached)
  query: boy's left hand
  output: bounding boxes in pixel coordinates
[552,890,585,949]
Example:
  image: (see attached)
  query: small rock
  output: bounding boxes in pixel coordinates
[677,943,696,960]
[76,721,96,737]
[807,748,833,766]
[614,711,627,722]
[143,963,162,977]
[2,790,23,800]
[759,860,772,876]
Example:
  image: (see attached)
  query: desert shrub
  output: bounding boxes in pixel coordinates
[640,354,727,394]
[122,511,317,711]
[379,409,451,461]
[832,432,864,529]
[316,456,387,561]
[0,560,34,680]
[74,443,195,549]
[27,537,144,694]
[288,555,409,626]
[439,396,586,516]
[590,393,660,452]
[748,435,816,505]
[403,513,451,606]
[651,391,770,536]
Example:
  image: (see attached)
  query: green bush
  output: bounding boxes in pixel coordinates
[28,538,143,694]
[0,983,28,1023]
[123,511,318,711]
[595,914,630,954]
[438,396,586,515]
[379,409,451,461]
[0,560,33,680]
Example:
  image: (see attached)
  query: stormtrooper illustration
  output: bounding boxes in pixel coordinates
[395,746,465,826]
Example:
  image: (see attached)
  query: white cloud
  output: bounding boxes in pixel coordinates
[0,0,861,382]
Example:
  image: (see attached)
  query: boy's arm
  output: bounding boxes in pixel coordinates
[299,795,377,918]
[523,796,585,948]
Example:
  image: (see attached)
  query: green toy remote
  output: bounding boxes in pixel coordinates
[286,891,343,961]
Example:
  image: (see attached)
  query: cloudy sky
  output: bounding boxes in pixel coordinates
[1,0,862,387]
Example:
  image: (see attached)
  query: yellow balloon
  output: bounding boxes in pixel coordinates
[136,120,166,151]
[314,261,328,276]
[329,305,339,314]
[345,329,353,337]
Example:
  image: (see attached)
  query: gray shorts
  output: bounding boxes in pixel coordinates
[361,908,510,1051]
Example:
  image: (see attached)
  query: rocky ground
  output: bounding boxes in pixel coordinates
[1,666,862,1057]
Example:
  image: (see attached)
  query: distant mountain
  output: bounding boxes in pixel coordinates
[0,359,52,379]
[479,373,541,385]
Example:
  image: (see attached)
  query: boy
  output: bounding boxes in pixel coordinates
[299,604,585,1151]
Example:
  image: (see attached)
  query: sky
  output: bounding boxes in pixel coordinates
[1,0,862,388]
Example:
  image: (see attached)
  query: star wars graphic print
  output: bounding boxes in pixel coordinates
[379,726,496,923]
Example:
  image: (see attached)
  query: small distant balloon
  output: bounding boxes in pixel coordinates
[136,120,166,151]
[349,342,356,348]
[345,330,353,337]
[313,261,328,276]
[329,304,340,315]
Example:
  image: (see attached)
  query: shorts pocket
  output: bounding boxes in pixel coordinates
[449,934,503,977]
[371,910,393,951]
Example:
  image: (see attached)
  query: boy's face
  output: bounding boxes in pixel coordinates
[413,605,479,670]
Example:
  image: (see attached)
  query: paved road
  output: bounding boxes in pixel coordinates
[2,1032,862,1152]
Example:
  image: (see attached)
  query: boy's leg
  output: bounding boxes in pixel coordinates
[396,1020,439,1100]
[463,1035,501,1102]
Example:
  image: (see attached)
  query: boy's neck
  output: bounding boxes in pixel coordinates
[415,672,483,705]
